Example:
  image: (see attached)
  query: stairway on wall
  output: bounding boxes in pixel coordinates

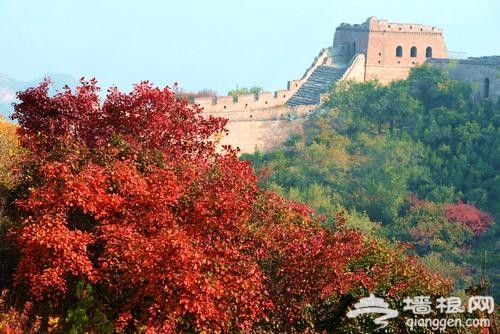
[286,65,347,106]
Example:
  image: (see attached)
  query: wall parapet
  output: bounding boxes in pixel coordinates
[194,90,293,113]
[340,54,366,81]
[429,56,500,66]
[200,16,461,154]
[299,48,331,80]
[193,48,333,114]
[337,16,443,35]
[210,104,317,122]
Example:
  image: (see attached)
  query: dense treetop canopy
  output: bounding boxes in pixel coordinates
[0,70,496,332]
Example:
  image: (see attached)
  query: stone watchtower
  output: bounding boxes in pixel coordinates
[199,17,500,153]
[332,16,448,83]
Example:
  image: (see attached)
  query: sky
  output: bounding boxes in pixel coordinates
[1,0,499,95]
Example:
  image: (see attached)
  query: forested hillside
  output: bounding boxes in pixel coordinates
[243,64,500,302]
[3,79,489,332]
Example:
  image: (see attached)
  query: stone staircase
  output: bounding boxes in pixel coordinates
[286,65,347,106]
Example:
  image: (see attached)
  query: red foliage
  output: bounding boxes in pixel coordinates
[445,200,494,235]
[249,198,377,330]
[12,79,267,331]
[409,195,494,237]
[8,79,453,332]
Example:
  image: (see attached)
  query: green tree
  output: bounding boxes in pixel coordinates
[344,134,426,223]
[227,86,263,98]
[380,80,422,132]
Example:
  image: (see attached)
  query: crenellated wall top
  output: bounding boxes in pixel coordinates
[337,16,443,35]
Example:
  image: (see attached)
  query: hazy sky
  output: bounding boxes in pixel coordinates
[1,0,499,95]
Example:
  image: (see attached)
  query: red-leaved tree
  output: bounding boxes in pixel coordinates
[8,79,453,333]
[445,200,494,236]
[12,79,272,332]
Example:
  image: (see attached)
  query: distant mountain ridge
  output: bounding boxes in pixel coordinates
[0,72,78,119]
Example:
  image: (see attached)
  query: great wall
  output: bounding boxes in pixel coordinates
[195,17,499,153]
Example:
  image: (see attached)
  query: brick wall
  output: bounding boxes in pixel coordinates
[334,17,448,83]
[429,57,500,100]
[210,18,499,155]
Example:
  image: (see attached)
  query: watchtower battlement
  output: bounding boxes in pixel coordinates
[198,17,449,118]
[337,16,444,34]
[333,16,448,82]
[193,17,496,154]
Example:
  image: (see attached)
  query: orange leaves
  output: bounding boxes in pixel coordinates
[13,222,97,302]
[7,79,458,332]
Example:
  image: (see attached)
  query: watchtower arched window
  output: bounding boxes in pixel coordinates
[410,47,417,57]
[484,78,490,98]
[352,41,356,55]
[396,46,403,57]
[425,47,433,58]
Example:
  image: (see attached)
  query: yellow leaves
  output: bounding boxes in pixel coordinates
[0,120,18,147]
[211,131,225,144]
[0,119,19,188]
[47,315,60,329]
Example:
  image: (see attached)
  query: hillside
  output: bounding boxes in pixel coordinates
[0,79,467,332]
[243,64,500,302]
